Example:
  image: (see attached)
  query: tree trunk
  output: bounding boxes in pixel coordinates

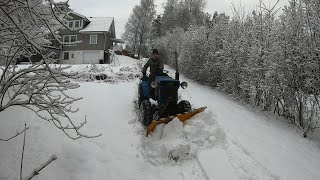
[299,97,304,128]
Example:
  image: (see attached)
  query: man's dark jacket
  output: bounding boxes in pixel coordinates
[142,58,164,75]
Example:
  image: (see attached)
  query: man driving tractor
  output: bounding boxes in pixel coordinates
[142,49,164,81]
[138,49,206,135]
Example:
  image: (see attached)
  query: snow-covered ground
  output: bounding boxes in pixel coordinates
[1,55,320,180]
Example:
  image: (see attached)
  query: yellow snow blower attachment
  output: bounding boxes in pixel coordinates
[146,106,207,136]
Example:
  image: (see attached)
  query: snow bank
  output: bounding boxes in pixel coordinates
[65,55,142,83]
[70,64,141,83]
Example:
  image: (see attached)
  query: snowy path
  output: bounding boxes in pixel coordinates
[0,81,208,180]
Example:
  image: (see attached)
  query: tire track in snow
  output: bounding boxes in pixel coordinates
[195,156,210,180]
[225,138,280,180]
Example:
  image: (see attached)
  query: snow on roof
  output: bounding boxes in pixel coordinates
[66,11,88,21]
[54,0,68,4]
[79,17,114,33]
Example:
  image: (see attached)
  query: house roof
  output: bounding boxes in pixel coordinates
[66,11,89,21]
[54,0,69,4]
[79,17,114,33]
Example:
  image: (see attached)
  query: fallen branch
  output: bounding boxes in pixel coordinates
[23,154,58,180]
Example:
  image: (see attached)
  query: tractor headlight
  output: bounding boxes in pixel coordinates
[181,82,188,89]
[151,81,158,88]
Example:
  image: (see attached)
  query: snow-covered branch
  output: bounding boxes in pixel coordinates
[23,154,57,180]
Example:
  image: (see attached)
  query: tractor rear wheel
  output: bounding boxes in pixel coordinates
[178,100,192,113]
[141,100,153,126]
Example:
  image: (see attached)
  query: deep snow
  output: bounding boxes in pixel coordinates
[1,55,320,180]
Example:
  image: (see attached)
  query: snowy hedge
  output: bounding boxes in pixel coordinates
[152,0,320,137]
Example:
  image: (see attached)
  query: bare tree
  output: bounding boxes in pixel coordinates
[0,0,101,139]
[122,7,140,54]
[1,0,101,179]
[161,0,206,32]
[122,0,156,57]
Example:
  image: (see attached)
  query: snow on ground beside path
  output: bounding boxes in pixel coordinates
[64,56,143,83]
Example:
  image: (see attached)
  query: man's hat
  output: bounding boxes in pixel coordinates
[152,49,159,54]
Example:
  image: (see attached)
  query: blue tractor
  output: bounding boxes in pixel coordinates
[138,54,206,135]
[138,70,191,127]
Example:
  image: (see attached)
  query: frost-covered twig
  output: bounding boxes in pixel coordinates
[0,126,29,142]
[15,123,58,180]
[23,154,57,180]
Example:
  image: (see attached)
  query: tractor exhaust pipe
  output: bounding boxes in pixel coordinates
[174,51,179,80]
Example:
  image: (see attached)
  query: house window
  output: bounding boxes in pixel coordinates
[71,53,74,58]
[64,20,81,30]
[63,35,77,46]
[90,35,97,44]
[75,21,80,28]
[63,36,69,43]
[70,35,77,42]
[64,52,69,60]
[68,21,73,28]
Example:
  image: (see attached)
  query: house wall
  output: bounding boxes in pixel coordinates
[83,50,104,64]
[60,51,83,64]
[60,50,104,64]
[109,20,116,39]
[61,32,113,51]
[105,32,112,50]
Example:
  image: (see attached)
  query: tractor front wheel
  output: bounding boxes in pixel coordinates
[178,100,192,113]
[141,100,153,126]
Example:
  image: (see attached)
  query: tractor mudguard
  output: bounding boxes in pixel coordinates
[142,80,149,97]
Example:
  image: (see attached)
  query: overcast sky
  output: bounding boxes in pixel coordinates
[68,0,289,38]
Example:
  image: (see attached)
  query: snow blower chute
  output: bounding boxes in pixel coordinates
[138,52,206,136]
